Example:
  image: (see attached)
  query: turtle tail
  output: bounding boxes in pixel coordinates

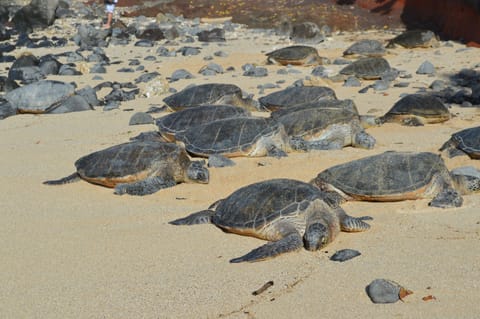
[43,173,81,185]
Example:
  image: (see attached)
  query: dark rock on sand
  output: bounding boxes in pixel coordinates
[129,112,154,125]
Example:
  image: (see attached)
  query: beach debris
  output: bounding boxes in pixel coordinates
[311,151,480,208]
[170,179,370,263]
[422,295,437,301]
[366,279,413,304]
[252,281,274,296]
[43,141,209,195]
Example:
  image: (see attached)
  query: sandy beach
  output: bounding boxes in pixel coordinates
[1,15,480,318]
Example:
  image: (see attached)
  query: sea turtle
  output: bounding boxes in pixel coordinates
[258,86,337,111]
[343,39,386,58]
[170,178,371,263]
[176,116,290,158]
[43,141,209,195]
[386,30,439,49]
[163,83,258,111]
[339,57,391,80]
[266,45,328,66]
[270,99,359,119]
[439,126,480,159]
[377,93,451,126]
[155,104,251,142]
[311,151,480,208]
[270,98,377,129]
[274,106,376,150]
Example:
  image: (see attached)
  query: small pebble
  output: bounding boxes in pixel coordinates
[366,279,412,304]
[330,249,361,262]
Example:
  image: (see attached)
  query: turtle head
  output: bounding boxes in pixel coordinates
[303,222,330,251]
[186,160,209,184]
[450,166,480,194]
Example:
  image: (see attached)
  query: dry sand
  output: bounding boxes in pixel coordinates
[1,17,480,318]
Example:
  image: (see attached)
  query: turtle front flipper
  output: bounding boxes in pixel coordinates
[229,232,303,263]
[114,176,176,196]
[169,210,215,225]
[266,145,288,158]
[43,172,81,185]
[353,131,376,149]
[429,188,463,208]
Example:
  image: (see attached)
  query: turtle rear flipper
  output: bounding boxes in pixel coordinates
[114,176,176,196]
[339,214,372,232]
[169,210,215,225]
[429,188,463,208]
[230,232,303,263]
[43,172,80,185]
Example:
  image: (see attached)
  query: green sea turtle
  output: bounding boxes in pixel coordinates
[339,57,391,80]
[439,126,480,159]
[176,117,290,158]
[311,151,480,208]
[163,83,258,111]
[170,178,371,263]
[259,86,337,111]
[266,45,328,66]
[155,104,251,142]
[386,30,439,49]
[274,106,376,150]
[343,39,386,58]
[43,141,209,195]
[377,94,451,126]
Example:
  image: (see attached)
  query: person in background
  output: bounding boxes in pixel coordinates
[103,0,118,29]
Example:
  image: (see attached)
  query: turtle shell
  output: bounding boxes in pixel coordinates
[155,104,251,142]
[343,39,386,57]
[384,94,450,122]
[270,99,359,120]
[266,45,320,65]
[449,126,480,158]
[163,83,245,111]
[75,141,190,187]
[275,107,359,140]
[212,178,325,231]
[339,57,391,80]
[176,117,287,157]
[388,30,439,48]
[313,151,450,201]
[259,86,337,111]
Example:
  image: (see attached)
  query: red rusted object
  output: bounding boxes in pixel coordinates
[107,0,480,45]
